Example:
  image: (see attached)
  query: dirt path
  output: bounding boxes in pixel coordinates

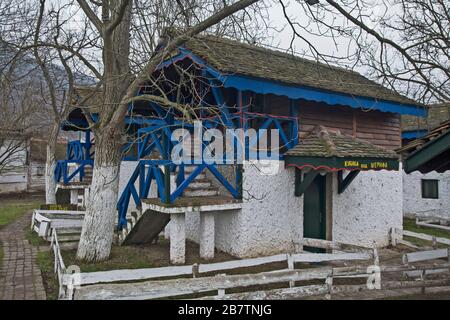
[0,213,46,300]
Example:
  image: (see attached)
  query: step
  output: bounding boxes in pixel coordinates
[189,180,212,189]
[183,172,207,180]
[184,187,219,197]
[182,165,205,173]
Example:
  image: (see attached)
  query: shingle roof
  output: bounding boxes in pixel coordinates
[183,35,419,106]
[397,119,450,155]
[285,126,398,159]
[402,103,450,132]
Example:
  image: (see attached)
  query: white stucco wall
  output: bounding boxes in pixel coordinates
[118,161,139,197]
[403,170,450,219]
[186,161,403,257]
[118,161,170,212]
[186,160,303,258]
[332,168,403,248]
[0,171,28,193]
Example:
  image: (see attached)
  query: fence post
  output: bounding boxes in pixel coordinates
[420,269,426,294]
[373,247,379,267]
[287,254,294,288]
[390,228,398,247]
[192,263,199,278]
[447,248,450,272]
[217,289,225,298]
[325,271,333,300]
[432,236,437,249]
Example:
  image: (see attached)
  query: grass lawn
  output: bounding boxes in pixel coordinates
[403,218,450,247]
[36,251,59,300]
[0,197,43,228]
[61,238,237,273]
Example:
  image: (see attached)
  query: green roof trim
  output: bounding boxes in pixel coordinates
[404,129,450,173]
[286,156,399,171]
[285,126,399,171]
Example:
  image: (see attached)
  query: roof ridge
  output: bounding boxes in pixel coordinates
[196,34,361,77]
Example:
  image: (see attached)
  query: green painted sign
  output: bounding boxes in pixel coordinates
[285,156,399,171]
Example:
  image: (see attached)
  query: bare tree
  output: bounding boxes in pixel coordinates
[280,0,449,105]
[32,0,99,204]
[19,0,264,262]
[0,1,44,176]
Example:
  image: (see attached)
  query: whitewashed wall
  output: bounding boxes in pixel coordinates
[186,160,303,258]
[0,141,28,194]
[187,160,403,257]
[403,170,450,220]
[332,168,403,248]
[118,161,138,196]
[118,161,162,211]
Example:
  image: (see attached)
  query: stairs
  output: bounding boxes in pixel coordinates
[182,165,219,197]
[82,166,93,183]
[117,165,219,246]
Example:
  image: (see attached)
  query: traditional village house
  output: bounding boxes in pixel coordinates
[400,103,450,221]
[57,35,426,263]
[0,134,66,194]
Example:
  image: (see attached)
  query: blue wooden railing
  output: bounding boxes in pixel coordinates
[67,140,94,161]
[116,160,242,229]
[135,112,298,161]
[54,159,94,184]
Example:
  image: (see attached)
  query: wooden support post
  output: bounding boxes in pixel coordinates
[162,130,171,204]
[432,236,437,249]
[236,164,243,199]
[337,170,360,194]
[295,170,319,197]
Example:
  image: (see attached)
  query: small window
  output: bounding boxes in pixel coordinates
[421,179,439,199]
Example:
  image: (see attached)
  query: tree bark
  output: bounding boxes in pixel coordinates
[76,0,132,263]
[76,129,123,262]
[45,123,59,204]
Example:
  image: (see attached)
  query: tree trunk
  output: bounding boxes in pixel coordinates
[76,129,123,262]
[76,0,132,262]
[45,123,59,204]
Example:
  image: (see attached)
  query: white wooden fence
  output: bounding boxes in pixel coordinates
[416,217,450,232]
[52,236,376,300]
[31,209,84,243]
[49,232,450,300]
[391,227,450,248]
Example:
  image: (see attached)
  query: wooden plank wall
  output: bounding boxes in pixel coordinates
[265,96,401,150]
[226,93,402,150]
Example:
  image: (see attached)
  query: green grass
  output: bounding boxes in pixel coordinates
[61,244,167,273]
[36,251,59,300]
[24,227,49,247]
[0,200,42,228]
[403,218,450,247]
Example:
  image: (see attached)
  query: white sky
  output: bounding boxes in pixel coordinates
[50,0,394,77]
